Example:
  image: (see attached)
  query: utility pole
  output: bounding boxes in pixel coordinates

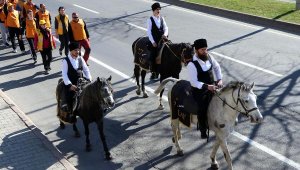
[297,0,300,10]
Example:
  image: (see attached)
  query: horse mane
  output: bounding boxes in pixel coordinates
[220,81,253,93]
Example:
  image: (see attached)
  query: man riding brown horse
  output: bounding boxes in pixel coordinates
[147,2,168,80]
[187,38,223,139]
[60,42,92,123]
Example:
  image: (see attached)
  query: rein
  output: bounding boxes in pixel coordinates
[215,85,258,117]
[164,43,187,65]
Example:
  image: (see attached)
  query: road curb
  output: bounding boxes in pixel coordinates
[159,0,300,35]
[0,90,77,170]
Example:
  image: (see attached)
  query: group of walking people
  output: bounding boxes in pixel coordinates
[0,0,91,74]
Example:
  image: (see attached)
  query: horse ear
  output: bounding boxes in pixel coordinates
[250,82,255,90]
[107,75,112,82]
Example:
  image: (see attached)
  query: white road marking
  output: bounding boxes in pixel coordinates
[233,132,300,169]
[54,5,299,168]
[73,4,100,14]
[127,22,283,77]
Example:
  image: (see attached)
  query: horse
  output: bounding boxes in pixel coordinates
[154,78,263,170]
[132,36,194,104]
[56,76,115,160]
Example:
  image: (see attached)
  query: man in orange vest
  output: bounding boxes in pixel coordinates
[6,3,25,53]
[35,3,51,28]
[34,20,56,74]
[68,12,90,64]
[55,6,69,57]
[22,0,38,19]
[22,9,37,62]
[0,0,9,47]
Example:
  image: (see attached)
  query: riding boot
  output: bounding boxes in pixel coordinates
[199,119,208,139]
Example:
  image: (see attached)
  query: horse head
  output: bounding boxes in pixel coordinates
[96,76,115,109]
[179,43,194,66]
[232,82,263,123]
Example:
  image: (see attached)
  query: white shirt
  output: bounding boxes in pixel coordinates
[147,15,168,44]
[62,55,92,86]
[187,54,222,89]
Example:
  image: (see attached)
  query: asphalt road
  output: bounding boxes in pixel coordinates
[0,0,300,169]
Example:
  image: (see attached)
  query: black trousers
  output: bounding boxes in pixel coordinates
[59,34,69,56]
[63,85,76,109]
[40,48,52,70]
[27,38,37,58]
[8,27,25,51]
[192,88,213,130]
[149,45,159,74]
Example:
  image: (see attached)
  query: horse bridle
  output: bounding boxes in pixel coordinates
[97,80,113,109]
[216,85,258,117]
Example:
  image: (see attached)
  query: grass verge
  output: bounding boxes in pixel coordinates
[186,0,300,24]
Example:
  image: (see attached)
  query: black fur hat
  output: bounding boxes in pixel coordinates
[151,2,161,11]
[193,39,207,50]
[69,42,80,51]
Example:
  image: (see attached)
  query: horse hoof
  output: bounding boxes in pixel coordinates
[86,144,92,152]
[143,92,149,98]
[59,122,65,129]
[105,153,113,160]
[211,163,219,169]
[136,89,141,95]
[157,104,164,110]
[177,150,184,156]
[74,132,80,138]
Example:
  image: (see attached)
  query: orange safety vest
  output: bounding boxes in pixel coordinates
[36,29,55,51]
[55,14,69,35]
[70,19,86,41]
[26,18,37,38]
[6,10,20,28]
[37,10,51,28]
[0,7,6,23]
[23,3,37,15]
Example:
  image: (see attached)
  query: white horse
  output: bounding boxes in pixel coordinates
[154,78,263,170]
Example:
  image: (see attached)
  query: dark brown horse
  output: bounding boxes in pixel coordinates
[56,76,115,160]
[132,36,194,106]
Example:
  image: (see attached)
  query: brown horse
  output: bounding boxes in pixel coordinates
[56,76,115,160]
[132,36,194,105]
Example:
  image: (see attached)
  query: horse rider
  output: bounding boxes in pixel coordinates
[61,42,92,118]
[147,2,168,80]
[187,38,223,139]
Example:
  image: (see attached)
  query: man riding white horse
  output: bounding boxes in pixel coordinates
[60,42,92,122]
[147,2,168,80]
[187,38,223,139]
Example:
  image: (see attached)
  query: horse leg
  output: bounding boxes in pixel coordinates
[134,65,141,95]
[83,121,91,152]
[171,119,183,156]
[210,139,220,169]
[220,140,233,170]
[73,123,80,138]
[157,89,165,110]
[141,70,148,98]
[96,119,112,160]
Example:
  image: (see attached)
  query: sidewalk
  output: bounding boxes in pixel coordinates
[0,90,76,170]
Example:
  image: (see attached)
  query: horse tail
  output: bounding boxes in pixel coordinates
[154,78,180,95]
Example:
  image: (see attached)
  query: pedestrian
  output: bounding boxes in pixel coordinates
[35,3,51,28]
[22,9,37,62]
[187,38,223,139]
[0,0,9,47]
[34,19,55,74]
[22,0,38,19]
[147,2,168,80]
[55,6,69,57]
[69,12,90,64]
[5,2,25,53]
